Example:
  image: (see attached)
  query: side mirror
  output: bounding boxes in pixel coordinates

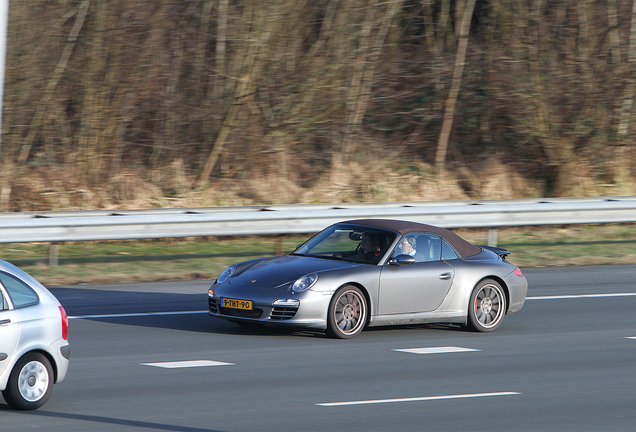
[389,254,416,265]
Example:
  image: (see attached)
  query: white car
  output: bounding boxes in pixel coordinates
[0,261,70,410]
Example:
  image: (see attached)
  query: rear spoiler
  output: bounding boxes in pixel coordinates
[480,246,511,259]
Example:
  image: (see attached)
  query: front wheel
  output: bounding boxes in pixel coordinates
[2,352,54,410]
[326,285,367,339]
[466,279,507,332]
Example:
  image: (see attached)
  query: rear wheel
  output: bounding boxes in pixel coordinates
[467,279,506,332]
[2,352,54,410]
[326,285,367,339]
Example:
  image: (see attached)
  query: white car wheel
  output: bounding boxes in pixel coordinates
[2,352,54,410]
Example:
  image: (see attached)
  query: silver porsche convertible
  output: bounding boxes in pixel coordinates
[208,219,527,338]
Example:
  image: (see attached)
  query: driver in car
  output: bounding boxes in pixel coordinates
[355,233,381,262]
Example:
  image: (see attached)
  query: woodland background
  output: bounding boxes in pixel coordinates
[1,0,636,212]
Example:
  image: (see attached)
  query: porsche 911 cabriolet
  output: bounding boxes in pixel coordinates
[208,219,527,338]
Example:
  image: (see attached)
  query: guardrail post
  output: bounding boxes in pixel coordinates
[275,235,285,256]
[487,228,498,247]
[49,242,59,267]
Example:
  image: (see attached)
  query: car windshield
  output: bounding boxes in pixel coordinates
[292,224,397,265]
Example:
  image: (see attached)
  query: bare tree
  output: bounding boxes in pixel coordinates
[17,0,90,164]
[196,0,285,188]
[5,0,636,208]
[614,0,636,193]
[434,0,476,175]
[338,0,404,169]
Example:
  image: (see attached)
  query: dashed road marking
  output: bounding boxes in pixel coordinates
[527,293,636,300]
[392,346,480,355]
[141,360,234,368]
[317,392,520,407]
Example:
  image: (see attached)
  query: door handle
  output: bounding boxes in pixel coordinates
[0,319,11,325]
[438,273,452,280]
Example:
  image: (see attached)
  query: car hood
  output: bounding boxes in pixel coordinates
[228,255,362,288]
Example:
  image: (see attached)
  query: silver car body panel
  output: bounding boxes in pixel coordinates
[377,260,455,314]
[371,250,527,327]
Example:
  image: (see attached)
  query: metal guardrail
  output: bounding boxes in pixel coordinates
[1,196,635,265]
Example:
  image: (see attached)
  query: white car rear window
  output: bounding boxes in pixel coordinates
[0,272,39,308]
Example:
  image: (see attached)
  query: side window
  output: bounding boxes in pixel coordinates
[415,234,443,262]
[1,291,6,311]
[441,240,459,260]
[393,232,444,262]
[0,272,39,308]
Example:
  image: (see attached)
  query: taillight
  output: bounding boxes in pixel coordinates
[513,267,523,277]
[59,306,68,340]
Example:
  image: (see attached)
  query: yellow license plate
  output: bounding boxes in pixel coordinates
[222,298,253,310]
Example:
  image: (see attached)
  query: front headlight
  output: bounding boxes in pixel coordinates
[273,299,300,307]
[216,265,236,284]
[291,273,318,293]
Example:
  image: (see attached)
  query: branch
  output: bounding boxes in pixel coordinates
[18,0,90,164]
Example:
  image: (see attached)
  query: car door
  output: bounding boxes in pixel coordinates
[0,288,20,379]
[377,232,456,314]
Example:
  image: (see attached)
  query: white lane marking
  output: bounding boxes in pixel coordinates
[67,292,636,320]
[317,392,520,407]
[69,310,208,319]
[393,347,480,355]
[527,293,636,300]
[141,360,234,368]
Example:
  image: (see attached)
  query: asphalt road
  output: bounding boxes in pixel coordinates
[2,265,636,432]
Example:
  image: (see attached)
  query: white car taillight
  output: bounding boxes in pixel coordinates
[59,306,68,340]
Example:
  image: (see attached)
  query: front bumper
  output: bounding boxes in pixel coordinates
[208,286,332,330]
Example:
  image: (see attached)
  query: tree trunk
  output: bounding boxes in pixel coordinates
[195,0,214,95]
[17,0,90,164]
[212,0,228,107]
[337,0,403,170]
[434,0,476,175]
[196,1,282,188]
[153,1,194,170]
[78,0,106,184]
[607,0,622,65]
[613,0,636,193]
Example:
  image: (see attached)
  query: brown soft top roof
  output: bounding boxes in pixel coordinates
[342,219,482,258]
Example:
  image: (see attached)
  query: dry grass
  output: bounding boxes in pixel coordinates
[3,147,633,213]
